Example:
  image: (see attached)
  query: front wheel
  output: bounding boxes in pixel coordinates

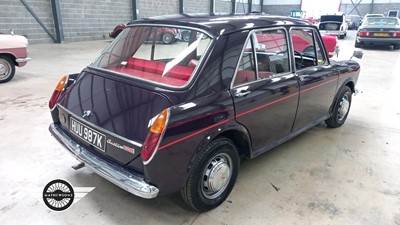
[180,138,240,212]
[0,56,16,83]
[161,32,174,44]
[326,86,352,128]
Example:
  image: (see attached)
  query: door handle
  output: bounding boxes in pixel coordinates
[298,75,310,81]
[234,90,251,97]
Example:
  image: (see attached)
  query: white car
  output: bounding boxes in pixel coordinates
[319,13,348,39]
[0,32,31,83]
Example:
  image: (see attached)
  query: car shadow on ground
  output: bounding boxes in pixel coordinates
[358,45,398,51]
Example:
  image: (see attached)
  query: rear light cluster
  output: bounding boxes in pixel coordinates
[49,75,67,110]
[390,32,400,37]
[141,108,170,165]
[358,31,371,37]
[359,30,400,37]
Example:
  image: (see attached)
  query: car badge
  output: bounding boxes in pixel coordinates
[82,110,92,119]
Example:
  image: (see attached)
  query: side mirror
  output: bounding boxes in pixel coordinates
[352,50,363,59]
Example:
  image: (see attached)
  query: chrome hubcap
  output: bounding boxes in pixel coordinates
[0,59,11,79]
[338,95,350,121]
[201,153,232,199]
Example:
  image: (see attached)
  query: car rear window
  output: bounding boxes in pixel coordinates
[91,26,212,88]
[365,17,399,25]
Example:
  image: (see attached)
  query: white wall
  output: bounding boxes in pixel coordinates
[341,0,400,3]
[301,0,341,17]
[263,0,301,5]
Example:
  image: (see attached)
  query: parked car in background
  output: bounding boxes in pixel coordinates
[109,24,126,38]
[359,13,384,26]
[110,24,179,44]
[346,15,362,30]
[319,13,348,39]
[355,17,400,49]
[49,14,362,212]
[0,32,31,83]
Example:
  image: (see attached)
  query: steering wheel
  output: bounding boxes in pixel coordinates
[294,50,303,69]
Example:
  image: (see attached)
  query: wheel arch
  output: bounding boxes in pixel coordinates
[329,78,355,114]
[192,122,252,162]
[0,53,17,66]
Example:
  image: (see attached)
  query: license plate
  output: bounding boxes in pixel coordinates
[70,117,106,152]
[373,33,389,37]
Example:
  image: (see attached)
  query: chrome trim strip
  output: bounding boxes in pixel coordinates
[49,123,159,199]
[16,57,31,63]
[57,104,143,148]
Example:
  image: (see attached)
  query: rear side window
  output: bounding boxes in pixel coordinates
[91,26,212,88]
[233,28,290,86]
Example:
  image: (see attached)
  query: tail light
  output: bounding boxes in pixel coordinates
[390,32,400,37]
[49,75,67,110]
[358,30,369,37]
[141,108,170,165]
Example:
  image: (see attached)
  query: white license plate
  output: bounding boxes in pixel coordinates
[70,117,106,152]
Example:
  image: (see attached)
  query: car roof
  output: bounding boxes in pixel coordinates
[365,14,384,17]
[127,13,312,37]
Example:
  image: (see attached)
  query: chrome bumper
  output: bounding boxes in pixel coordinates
[49,123,159,199]
[16,57,31,63]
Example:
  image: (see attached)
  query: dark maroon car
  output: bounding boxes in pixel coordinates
[49,13,362,212]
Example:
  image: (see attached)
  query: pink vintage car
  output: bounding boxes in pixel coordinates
[0,33,31,83]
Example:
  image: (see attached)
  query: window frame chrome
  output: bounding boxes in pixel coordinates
[289,26,331,73]
[230,26,293,89]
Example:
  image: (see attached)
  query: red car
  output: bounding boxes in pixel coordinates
[0,33,31,83]
[256,32,339,58]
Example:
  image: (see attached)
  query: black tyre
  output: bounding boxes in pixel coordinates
[339,34,345,39]
[182,31,190,42]
[394,44,400,50]
[0,56,16,83]
[161,32,174,44]
[181,138,240,212]
[326,86,352,128]
[354,40,361,48]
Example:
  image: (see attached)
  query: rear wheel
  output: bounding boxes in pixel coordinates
[0,56,15,83]
[394,44,400,50]
[180,138,240,212]
[326,86,352,128]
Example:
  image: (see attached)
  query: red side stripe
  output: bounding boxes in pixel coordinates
[159,74,351,150]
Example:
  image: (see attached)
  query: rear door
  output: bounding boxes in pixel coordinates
[290,27,339,131]
[230,28,299,151]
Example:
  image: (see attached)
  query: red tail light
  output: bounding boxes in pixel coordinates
[358,31,369,37]
[141,108,170,165]
[390,32,400,37]
[49,75,67,109]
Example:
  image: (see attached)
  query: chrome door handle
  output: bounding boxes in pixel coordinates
[234,91,251,97]
[298,75,310,81]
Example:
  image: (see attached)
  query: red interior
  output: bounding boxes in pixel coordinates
[106,57,195,86]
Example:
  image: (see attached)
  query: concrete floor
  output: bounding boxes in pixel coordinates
[1,31,400,225]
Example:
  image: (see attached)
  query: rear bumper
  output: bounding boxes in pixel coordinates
[320,30,346,36]
[356,37,400,44]
[49,123,159,199]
